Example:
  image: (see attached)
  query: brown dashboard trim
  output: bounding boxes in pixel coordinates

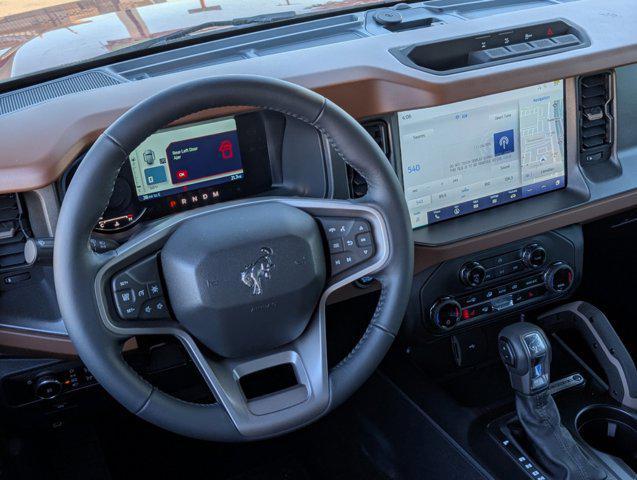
[0,327,138,357]
[0,0,634,194]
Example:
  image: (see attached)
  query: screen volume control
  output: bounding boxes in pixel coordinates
[460,261,486,287]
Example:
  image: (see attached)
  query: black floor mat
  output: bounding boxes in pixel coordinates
[3,373,488,480]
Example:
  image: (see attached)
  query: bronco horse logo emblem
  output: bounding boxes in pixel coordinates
[241,247,275,295]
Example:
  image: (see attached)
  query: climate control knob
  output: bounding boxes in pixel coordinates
[430,297,462,331]
[459,261,486,287]
[522,243,547,268]
[34,375,63,400]
[544,262,574,293]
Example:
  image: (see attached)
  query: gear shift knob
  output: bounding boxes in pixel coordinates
[498,323,551,395]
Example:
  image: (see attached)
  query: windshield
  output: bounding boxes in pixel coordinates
[0,0,388,84]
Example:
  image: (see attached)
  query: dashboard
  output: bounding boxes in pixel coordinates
[0,0,636,358]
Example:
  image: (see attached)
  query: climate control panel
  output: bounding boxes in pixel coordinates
[417,227,582,334]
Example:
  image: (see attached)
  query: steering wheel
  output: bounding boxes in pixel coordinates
[54,75,413,441]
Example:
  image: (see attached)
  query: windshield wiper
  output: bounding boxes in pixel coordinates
[128,11,298,51]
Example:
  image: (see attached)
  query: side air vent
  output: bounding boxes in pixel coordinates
[0,70,122,116]
[0,194,30,271]
[578,72,613,165]
[348,121,390,198]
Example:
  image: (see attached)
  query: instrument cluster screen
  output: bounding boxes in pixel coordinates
[129,117,244,201]
[398,80,566,228]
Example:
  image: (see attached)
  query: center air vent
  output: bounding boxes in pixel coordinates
[348,121,391,198]
[578,72,613,165]
[0,194,30,272]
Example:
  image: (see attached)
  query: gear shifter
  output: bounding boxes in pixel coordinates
[499,323,606,480]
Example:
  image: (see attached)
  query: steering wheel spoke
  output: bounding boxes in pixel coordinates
[174,307,328,438]
[282,198,391,287]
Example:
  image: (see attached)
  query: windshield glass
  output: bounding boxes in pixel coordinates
[0,0,387,84]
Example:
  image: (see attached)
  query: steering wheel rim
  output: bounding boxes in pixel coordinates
[54,75,413,441]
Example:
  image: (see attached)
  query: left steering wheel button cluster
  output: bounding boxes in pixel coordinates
[111,255,170,321]
[318,217,375,275]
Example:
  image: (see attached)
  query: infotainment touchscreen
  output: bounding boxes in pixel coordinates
[398,80,565,229]
[129,117,244,201]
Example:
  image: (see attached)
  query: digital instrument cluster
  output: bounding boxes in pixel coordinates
[64,113,272,233]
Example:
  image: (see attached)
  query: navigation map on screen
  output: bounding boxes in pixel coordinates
[398,80,565,228]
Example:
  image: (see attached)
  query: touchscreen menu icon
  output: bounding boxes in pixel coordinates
[494,129,515,156]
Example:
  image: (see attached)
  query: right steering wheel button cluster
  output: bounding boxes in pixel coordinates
[318,217,375,275]
[111,254,169,320]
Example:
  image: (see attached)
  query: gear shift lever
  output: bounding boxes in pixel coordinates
[498,324,551,395]
[499,323,606,480]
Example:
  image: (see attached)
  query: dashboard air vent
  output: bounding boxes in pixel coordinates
[578,72,613,164]
[0,194,30,271]
[348,121,391,198]
[0,71,122,117]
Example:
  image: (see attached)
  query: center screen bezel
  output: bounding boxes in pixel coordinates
[397,80,567,230]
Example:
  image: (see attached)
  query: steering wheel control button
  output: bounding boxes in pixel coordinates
[459,261,486,287]
[115,289,135,306]
[356,232,372,247]
[328,238,344,254]
[318,217,375,275]
[147,281,163,298]
[140,297,169,319]
[111,254,166,320]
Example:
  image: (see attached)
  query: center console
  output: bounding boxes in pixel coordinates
[415,226,582,335]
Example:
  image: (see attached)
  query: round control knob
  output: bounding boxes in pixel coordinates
[373,10,403,25]
[430,297,462,331]
[459,261,486,287]
[522,243,547,268]
[544,262,574,293]
[34,375,63,400]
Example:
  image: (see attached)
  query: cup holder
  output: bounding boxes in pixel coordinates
[576,405,637,471]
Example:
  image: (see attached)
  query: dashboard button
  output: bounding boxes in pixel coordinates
[551,34,580,46]
[460,294,479,307]
[430,298,462,330]
[478,303,492,315]
[507,42,533,54]
[481,251,520,268]
[483,289,497,300]
[522,244,547,268]
[529,38,555,50]
[460,261,486,287]
[509,260,525,274]
[522,275,543,288]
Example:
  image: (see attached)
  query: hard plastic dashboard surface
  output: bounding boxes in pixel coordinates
[0,0,635,268]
